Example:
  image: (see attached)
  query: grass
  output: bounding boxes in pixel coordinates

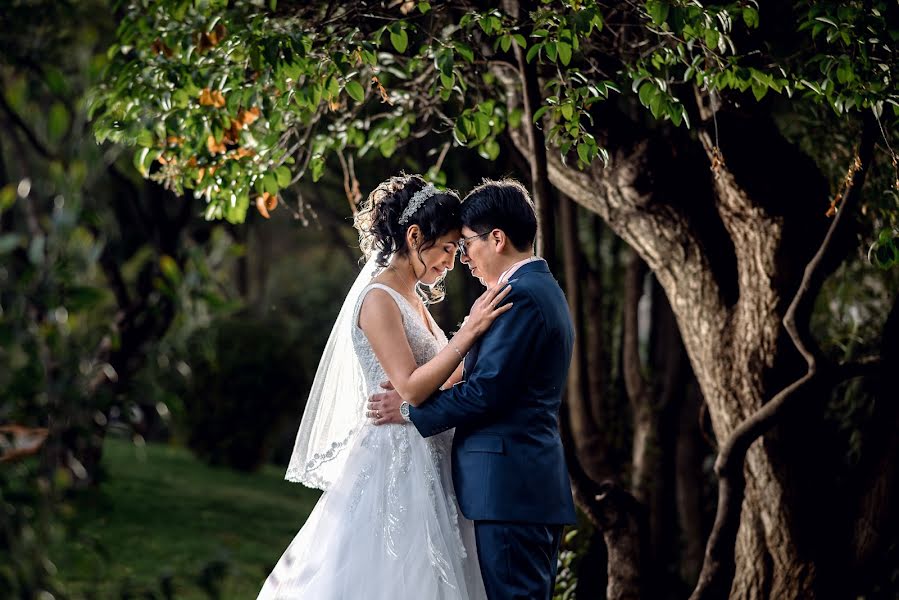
[51,437,321,600]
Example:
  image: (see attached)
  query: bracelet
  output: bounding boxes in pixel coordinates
[450,343,463,360]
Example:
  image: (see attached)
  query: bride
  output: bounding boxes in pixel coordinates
[257,174,511,599]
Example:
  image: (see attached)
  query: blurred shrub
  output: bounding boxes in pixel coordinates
[0,463,68,599]
[180,312,307,471]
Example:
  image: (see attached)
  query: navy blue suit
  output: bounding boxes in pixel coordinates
[410,260,576,600]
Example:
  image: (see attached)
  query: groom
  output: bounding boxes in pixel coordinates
[368,179,576,600]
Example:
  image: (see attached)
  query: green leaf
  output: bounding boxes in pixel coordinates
[436,48,454,76]
[45,67,68,96]
[577,142,590,164]
[310,154,325,182]
[751,82,768,101]
[836,63,853,84]
[545,42,557,62]
[478,138,500,161]
[418,1,431,14]
[526,43,542,63]
[742,7,759,28]
[649,93,664,118]
[557,42,572,66]
[454,42,474,63]
[133,147,155,177]
[47,102,70,142]
[512,34,526,48]
[0,184,15,212]
[453,120,468,145]
[390,28,408,53]
[500,35,512,52]
[474,113,490,140]
[440,71,455,89]
[262,172,279,196]
[379,136,397,157]
[275,165,292,187]
[345,80,365,102]
[646,1,670,26]
[509,107,523,128]
[533,105,550,123]
[224,193,249,225]
[159,255,181,285]
[638,82,656,107]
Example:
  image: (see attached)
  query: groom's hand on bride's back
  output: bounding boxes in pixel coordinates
[367,381,405,426]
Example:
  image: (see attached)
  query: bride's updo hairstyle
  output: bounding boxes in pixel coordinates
[354,173,461,302]
[355,173,461,268]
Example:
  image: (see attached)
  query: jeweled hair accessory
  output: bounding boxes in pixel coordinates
[398,184,440,225]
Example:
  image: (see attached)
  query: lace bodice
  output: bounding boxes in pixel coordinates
[352,283,448,394]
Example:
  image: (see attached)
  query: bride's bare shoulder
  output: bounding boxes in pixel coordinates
[357,284,403,331]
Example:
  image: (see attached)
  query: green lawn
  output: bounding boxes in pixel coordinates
[52,437,321,600]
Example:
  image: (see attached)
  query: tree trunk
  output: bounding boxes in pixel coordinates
[76,179,195,484]
[675,377,709,587]
[560,400,644,600]
[623,251,693,593]
[560,194,610,481]
[506,0,556,264]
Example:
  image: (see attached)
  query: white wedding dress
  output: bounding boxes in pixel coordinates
[257,283,487,600]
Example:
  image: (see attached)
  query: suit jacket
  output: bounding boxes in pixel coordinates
[410,260,577,525]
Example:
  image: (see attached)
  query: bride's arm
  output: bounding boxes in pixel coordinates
[441,362,465,389]
[359,290,477,406]
[359,285,512,406]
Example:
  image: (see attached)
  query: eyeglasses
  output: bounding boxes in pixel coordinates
[457,232,489,257]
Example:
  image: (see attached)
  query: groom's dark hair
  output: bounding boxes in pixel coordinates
[461,179,537,252]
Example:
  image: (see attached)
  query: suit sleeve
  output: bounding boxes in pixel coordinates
[409,289,543,437]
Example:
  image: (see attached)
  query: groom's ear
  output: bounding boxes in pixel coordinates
[492,229,507,253]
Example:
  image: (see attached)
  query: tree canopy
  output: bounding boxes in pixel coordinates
[92,0,898,265]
